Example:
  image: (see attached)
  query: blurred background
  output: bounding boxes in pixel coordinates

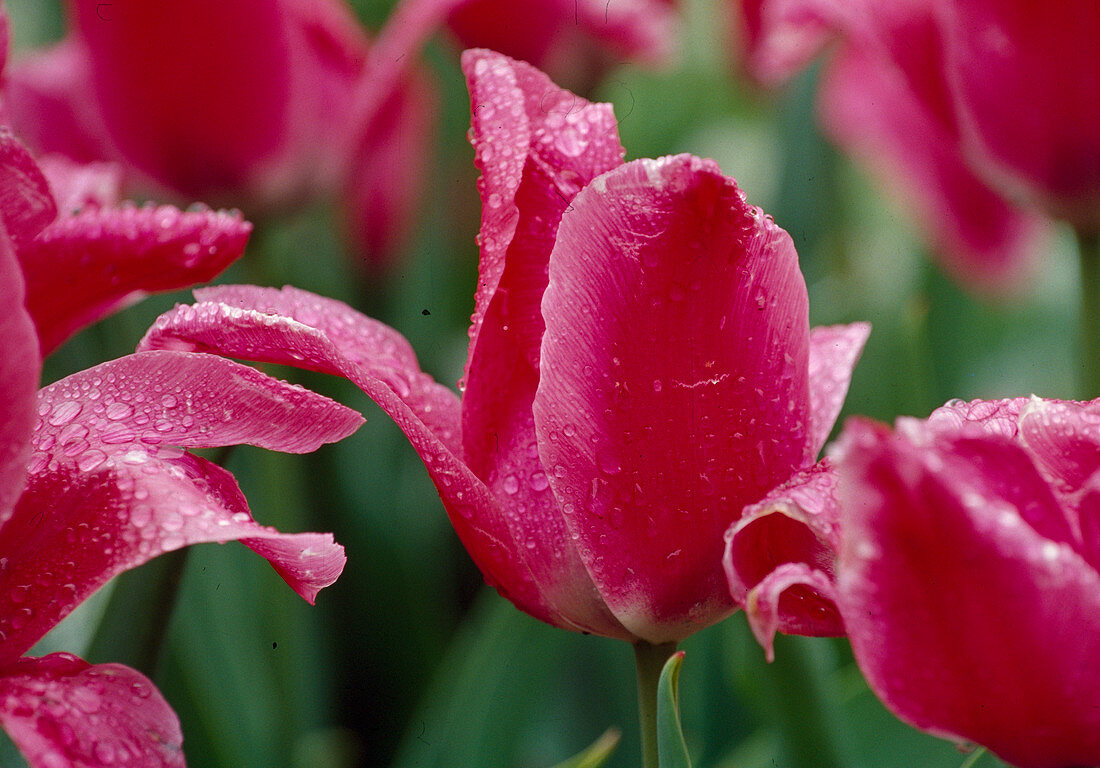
[3,0,1083,765]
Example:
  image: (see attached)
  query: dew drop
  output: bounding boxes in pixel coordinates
[77,450,108,472]
[529,472,549,491]
[105,402,133,421]
[502,474,520,495]
[47,401,82,427]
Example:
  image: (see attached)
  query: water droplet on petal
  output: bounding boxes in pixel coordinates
[502,474,520,495]
[47,401,82,427]
[77,450,108,472]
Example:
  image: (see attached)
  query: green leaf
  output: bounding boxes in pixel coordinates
[657,652,692,768]
[549,728,621,768]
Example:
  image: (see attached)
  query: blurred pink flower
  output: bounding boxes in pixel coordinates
[446,0,677,88]
[733,0,1076,291]
[136,50,868,644]
[829,398,1100,768]
[4,0,440,265]
[0,130,250,355]
[0,118,362,766]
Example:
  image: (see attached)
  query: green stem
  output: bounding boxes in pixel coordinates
[635,641,679,768]
[1077,228,1100,398]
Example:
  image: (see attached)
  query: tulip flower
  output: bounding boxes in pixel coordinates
[0,115,363,765]
[4,0,439,265]
[733,0,1059,291]
[826,397,1100,768]
[446,0,678,88]
[135,50,868,648]
[0,131,250,356]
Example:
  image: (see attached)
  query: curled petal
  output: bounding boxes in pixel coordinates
[806,322,869,458]
[0,231,40,522]
[837,419,1100,768]
[534,154,811,642]
[139,285,602,635]
[0,653,183,768]
[19,204,250,355]
[0,130,57,248]
[723,459,844,657]
[0,350,360,660]
[743,563,840,662]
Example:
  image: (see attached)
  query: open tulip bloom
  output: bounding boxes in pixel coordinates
[0,128,362,763]
[731,395,1100,767]
[134,48,869,761]
[835,399,1100,768]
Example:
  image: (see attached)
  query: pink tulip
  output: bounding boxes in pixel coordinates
[0,117,363,766]
[446,0,677,86]
[4,0,438,264]
[828,397,1100,767]
[0,131,251,355]
[135,50,868,644]
[734,0,1058,291]
[937,0,1100,230]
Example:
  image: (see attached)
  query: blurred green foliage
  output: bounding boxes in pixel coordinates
[7,0,1078,765]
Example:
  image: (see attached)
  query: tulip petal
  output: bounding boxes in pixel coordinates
[0,130,57,248]
[139,285,593,634]
[0,350,360,661]
[458,50,630,637]
[939,0,1100,227]
[71,0,292,196]
[723,459,843,658]
[0,653,183,768]
[3,39,114,167]
[838,419,1100,768]
[19,204,250,355]
[743,563,839,663]
[534,154,812,642]
[0,230,40,525]
[806,322,869,458]
[461,48,624,380]
[819,44,1047,290]
[1017,398,1100,498]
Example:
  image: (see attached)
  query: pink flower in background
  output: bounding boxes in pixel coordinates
[4,0,438,265]
[0,130,250,355]
[0,104,362,765]
[135,50,868,644]
[937,0,1099,230]
[733,0,1060,291]
[447,0,677,88]
[830,398,1100,768]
